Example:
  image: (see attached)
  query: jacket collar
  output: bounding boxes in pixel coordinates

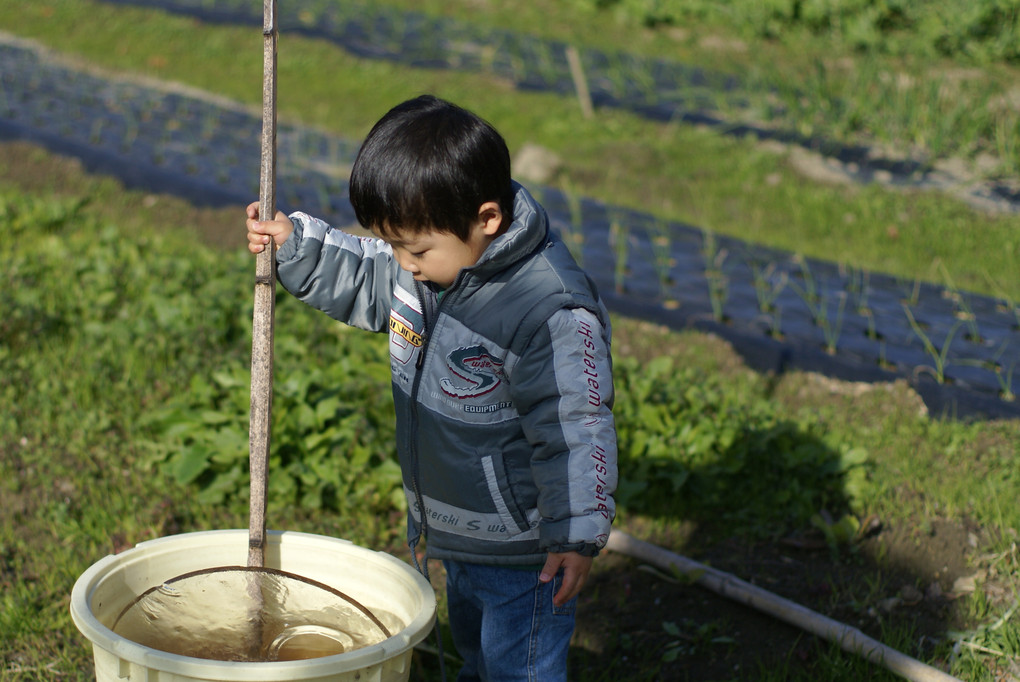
[468,182,549,278]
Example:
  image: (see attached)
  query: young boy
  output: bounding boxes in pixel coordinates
[246,95,617,681]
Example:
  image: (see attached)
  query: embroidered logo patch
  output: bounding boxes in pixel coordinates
[389,286,424,366]
[440,345,504,399]
[389,315,423,348]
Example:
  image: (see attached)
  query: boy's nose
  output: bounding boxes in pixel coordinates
[395,251,419,273]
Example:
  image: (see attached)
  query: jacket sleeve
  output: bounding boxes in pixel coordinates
[275,212,400,332]
[509,306,617,556]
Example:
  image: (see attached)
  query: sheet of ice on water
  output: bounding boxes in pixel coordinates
[112,567,396,661]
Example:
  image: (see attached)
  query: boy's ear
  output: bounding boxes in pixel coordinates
[478,201,504,236]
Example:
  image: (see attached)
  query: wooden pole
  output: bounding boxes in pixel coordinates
[248,0,277,570]
[565,45,594,120]
[605,530,961,682]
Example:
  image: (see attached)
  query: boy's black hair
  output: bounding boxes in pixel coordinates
[349,95,514,241]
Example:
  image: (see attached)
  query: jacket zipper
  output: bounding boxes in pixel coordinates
[407,281,435,566]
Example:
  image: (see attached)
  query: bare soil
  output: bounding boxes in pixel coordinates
[574,518,986,681]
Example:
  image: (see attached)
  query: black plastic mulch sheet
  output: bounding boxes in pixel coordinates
[2,39,1018,420]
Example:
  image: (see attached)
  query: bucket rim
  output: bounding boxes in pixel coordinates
[70,529,436,680]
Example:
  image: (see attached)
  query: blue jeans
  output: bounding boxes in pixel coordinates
[443,560,577,682]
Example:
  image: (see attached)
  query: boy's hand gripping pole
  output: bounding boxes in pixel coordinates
[248,0,278,570]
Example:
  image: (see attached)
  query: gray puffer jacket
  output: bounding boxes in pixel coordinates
[275,184,617,565]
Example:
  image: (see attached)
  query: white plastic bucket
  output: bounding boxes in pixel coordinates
[70,529,436,682]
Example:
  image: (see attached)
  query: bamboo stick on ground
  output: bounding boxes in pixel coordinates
[605,530,961,682]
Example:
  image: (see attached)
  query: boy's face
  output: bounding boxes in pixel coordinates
[376,203,504,289]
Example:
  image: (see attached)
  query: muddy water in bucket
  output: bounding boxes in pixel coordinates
[71,530,436,682]
[111,566,394,661]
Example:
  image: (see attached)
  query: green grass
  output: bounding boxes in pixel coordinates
[4,0,1020,301]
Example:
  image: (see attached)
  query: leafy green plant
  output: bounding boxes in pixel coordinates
[903,305,964,384]
[938,260,984,343]
[810,510,862,557]
[901,276,923,307]
[983,342,1018,402]
[661,619,735,662]
[0,191,247,427]
[612,355,869,538]
[821,292,849,355]
[769,303,785,339]
[748,257,788,315]
[649,217,676,304]
[701,230,729,323]
[788,255,821,319]
[558,179,587,266]
[845,264,872,315]
[0,187,401,529]
[609,212,630,294]
[987,282,1020,333]
[996,361,1017,402]
[788,257,848,353]
[582,0,1020,65]
[863,308,880,341]
[144,312,402,521]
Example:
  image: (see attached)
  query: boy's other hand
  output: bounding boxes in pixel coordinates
[246,201,294,254]
[540,552,593,607]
